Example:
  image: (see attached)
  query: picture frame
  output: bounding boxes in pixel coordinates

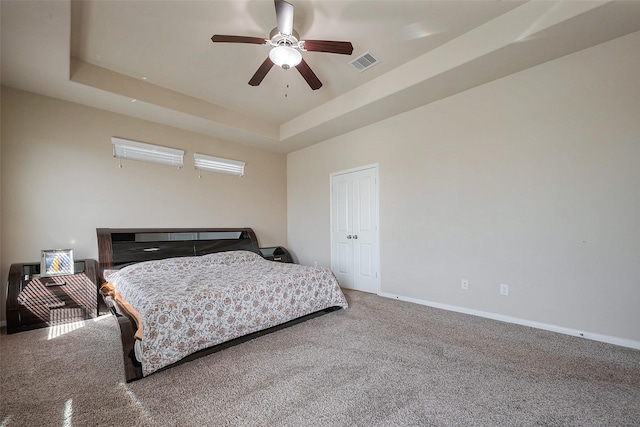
[41,249,74,277]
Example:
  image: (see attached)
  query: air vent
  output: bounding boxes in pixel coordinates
[349,51,380,72]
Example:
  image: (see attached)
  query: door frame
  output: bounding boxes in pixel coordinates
[329,163,380,294]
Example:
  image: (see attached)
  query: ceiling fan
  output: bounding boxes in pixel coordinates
[211,0,354,90]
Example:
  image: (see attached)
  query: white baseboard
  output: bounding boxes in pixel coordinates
[378,292,640,350]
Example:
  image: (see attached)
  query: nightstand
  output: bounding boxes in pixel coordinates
[259,247,293,263]
[6,259,102,334]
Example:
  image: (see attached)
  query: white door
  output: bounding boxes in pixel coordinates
[330,165,379,293]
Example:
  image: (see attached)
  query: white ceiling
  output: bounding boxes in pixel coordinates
[2,1,640,153]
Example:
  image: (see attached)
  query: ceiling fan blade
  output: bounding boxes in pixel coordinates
[248,57,275,86]
[295,58,322,90]
[302,40,354,55]
[274,0,294,36]
[211,35,266,45]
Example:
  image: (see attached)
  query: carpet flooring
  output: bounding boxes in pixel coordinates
[1,289,639,426]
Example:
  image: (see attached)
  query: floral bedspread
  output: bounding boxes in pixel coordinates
[104,250,348,376]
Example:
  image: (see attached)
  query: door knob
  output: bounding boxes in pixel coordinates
[346,235,352,239]
[353,235,358,239]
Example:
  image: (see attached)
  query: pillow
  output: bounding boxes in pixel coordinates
[200,250,263,265]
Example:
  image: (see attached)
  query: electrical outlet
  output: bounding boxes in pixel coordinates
[461,279,469,290]
[500,284,509,296]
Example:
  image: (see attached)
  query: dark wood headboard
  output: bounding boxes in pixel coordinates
[96,227,260,283]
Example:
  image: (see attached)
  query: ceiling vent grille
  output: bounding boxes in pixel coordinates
[349,51,380,72]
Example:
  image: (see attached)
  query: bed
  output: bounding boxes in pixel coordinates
[96,228,348,382]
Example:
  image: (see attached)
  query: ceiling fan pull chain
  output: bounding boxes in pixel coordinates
[284,70,290,98]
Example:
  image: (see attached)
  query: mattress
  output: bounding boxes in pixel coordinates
[104,250,348,376]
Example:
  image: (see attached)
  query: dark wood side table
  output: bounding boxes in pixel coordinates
[6,259,103,334]
[259,247,294,263]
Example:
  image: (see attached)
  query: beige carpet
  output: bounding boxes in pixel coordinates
[1,289,639,426]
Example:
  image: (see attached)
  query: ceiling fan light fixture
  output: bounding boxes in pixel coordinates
[269,45,301,69]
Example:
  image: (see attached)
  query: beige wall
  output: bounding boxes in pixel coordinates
[1,87,287,322]
[287,32,640,344]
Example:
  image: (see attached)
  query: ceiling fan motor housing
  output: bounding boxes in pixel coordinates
[269,30,303,50]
